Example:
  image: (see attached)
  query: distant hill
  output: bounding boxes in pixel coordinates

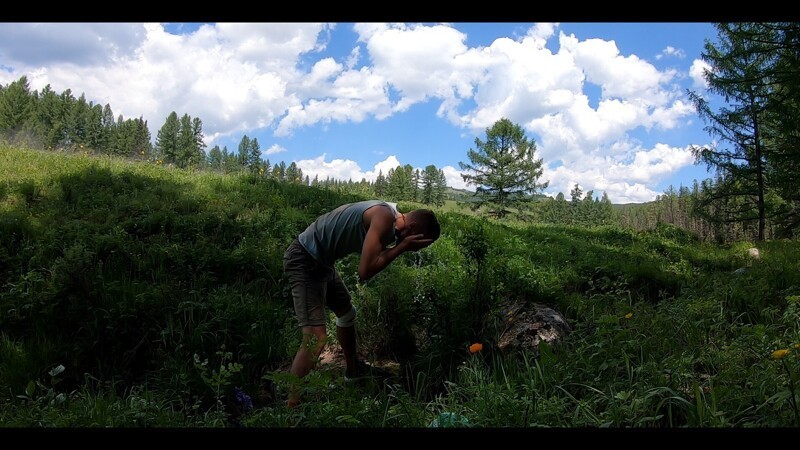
[445,186,476,202]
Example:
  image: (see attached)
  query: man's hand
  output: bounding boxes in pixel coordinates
[358,205,437,281]
[398,233,434,252]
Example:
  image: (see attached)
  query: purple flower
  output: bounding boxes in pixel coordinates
[234,386,253,411]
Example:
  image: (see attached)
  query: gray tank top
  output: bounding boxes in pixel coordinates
[298,200,398,268]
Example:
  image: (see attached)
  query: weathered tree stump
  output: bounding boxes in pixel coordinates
[497,298,571,354]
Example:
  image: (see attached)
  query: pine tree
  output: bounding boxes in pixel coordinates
[248,137,261,172]
[156,111,180,165]
[420,165,439,204]
[387,165,414,201]
[222,146,239,173]
[135,117,153,157]
[262,158,271,176]
[191,117,206,167]
[238,135,251,167]
[59,88,76,147]
[70,93,92,147]
[29,84,62,148]
[286,161,300,183]
[688,23,778,241]
[176,113,195,167]
[85,103,104,151]
[273,161,286,181]
[434,168,448,206]
[0,76,35,140]
[375,170,387,197]
[208,145,223,170]
[459,118,548,218]
[598,192,615,225]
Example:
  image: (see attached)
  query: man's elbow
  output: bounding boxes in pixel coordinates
[358,268,373,282]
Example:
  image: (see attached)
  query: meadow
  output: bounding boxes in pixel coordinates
[1,146,798,427]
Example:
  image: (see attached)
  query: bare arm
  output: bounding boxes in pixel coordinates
[357,207,432,282]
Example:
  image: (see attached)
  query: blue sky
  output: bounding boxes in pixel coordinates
[0,22,720,203]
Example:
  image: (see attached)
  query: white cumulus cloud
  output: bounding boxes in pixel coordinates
[690,58,712,89]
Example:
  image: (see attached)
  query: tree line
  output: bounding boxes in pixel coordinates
[0,76,450,207]
[617,180,785,244]
[201,135,448,206]
[0,77,152,158]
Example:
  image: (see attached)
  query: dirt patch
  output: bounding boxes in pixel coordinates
[318,345,346,368]
[258,344,403,406]
[270,343,402,377]
[318,344,402,375]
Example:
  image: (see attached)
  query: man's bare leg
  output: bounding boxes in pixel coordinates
[288,325,327,408]
[336,323,357,376]
[332,303,358,376]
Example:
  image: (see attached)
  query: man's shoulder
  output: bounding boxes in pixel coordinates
[363,201,395,224]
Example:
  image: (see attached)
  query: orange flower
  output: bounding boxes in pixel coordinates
[771,349,790,360]
[469,343,483,354]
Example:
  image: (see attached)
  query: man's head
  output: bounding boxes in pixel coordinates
[396,209,440,245]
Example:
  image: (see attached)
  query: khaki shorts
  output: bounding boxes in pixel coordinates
[282,239,351,327]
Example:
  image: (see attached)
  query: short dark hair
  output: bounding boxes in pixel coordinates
[408,209,440,241]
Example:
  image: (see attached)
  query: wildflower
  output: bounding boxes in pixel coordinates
[771,349,790,360]
[469,343,483,354]
[794,343,800,350]
[624,312,633,319]
[234,386,253,411]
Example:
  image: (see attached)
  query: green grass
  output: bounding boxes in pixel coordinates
[2,145,800,427]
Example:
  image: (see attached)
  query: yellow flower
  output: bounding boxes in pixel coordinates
[624,312,633,319]
[771,349,790,360]
[469,343,483,354]
[794,343,800,350]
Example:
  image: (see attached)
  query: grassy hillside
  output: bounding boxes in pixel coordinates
[2,146,799,427]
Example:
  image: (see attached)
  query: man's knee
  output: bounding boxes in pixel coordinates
[335,305,357,328]
[301,326,328,347]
